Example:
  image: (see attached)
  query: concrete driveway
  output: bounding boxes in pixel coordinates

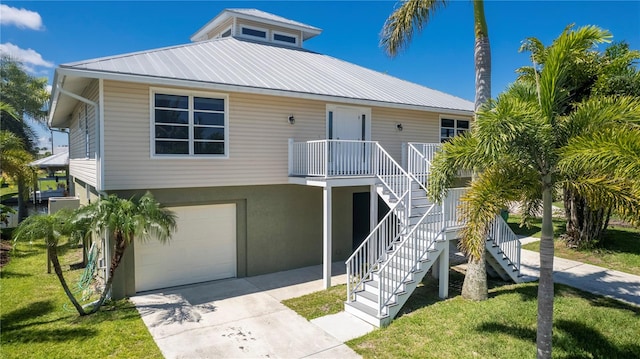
[131,263,361,358]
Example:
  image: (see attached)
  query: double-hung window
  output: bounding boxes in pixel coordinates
[440,118,470,142]
[152,90,227,156]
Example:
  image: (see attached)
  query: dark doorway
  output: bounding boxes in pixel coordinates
[352,192,390,251]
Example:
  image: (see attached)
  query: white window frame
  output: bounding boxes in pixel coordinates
[150,87,229,159]
[272,31,298,46]
[239,25,268,40]
[439,115,471,143]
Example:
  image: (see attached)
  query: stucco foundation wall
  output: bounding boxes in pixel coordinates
[110,184,368,298]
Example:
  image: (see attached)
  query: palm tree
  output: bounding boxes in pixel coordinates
[381,0,491,112]
[13,209,88,315]
[76,192,176,314]
[381,0,492,301]
[0,127,35,221]
[428,26,640,359]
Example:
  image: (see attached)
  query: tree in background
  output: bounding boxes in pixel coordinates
[381,0,492,301]
[0,57,50,221]
[518,40,640,247]
[428,25,640,358]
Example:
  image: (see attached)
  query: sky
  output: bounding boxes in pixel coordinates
[1,0,639,149]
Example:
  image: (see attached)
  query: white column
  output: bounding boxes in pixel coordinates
[438,242,450,299]
[323,186,332,289]
[370,184,378,232]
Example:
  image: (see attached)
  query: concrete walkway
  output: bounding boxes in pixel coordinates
[518,236,640,306]
[131,262,363,359]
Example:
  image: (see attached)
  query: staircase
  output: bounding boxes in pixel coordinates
[344,142,522,327]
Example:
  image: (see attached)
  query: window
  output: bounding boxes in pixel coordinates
[241,27,266,39]
[440,118,470,142]
[152,91,227,156]
[273,32,297,45]
[220,28,232,38]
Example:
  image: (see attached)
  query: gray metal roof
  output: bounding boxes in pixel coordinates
[61,37,473,112]
[226,9,322,32]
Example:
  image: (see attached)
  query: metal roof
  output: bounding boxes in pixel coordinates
[59,37,473,113]
[190,8,322,42]
[29,151,69,169]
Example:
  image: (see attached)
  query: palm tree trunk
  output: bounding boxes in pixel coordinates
[88,233,128,314]
[17,177,28,221]
[462,248,488,301]
[473,0,491,112]
[563,188,610,248]
[537,182,555,359]
[48,243,87,316]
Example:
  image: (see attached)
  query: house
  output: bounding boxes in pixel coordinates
[48,9,521,326]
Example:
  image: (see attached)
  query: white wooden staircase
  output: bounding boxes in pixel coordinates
[344,142,523,327]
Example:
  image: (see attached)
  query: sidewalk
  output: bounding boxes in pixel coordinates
[518,236,640,306]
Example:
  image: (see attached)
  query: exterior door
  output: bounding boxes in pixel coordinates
[328,106,371,175]
[134,203,237,292]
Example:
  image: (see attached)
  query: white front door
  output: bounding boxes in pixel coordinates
[327,106,371,175]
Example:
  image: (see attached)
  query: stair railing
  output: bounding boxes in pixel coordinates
[374,143,412,215]
[346,192,407,302]
[487,215,521,273]
[376,203,444,316]
[407,143,440,189]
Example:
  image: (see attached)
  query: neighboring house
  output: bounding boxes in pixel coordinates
[48,9,521,326]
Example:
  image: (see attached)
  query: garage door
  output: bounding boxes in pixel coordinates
[134,203,236,292]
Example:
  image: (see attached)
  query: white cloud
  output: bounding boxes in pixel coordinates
[0,42,54,70]
[0,4,43,30]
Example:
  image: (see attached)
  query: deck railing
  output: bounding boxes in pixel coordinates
[289,139,376,177]
[443,187,468,228]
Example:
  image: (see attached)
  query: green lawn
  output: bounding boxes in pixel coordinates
[508,215,640,276]
[284,271,640,358]
[0,239,162,359]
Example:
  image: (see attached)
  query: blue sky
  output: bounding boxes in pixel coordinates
[2,1,639,148]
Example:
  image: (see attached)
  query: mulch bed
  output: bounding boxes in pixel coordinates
[1,240,12,268]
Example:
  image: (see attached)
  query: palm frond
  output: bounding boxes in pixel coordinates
[380,0,448,57]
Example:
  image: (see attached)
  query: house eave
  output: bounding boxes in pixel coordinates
[55,67,474,117]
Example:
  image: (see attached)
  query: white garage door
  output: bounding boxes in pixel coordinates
[134,203,236,292]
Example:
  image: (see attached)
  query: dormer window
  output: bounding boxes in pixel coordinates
[273,32,297,45]
[241,26,267,39]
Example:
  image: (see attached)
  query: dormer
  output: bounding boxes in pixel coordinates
[190,9,322,48]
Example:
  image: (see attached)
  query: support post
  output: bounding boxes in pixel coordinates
[323,186,332,289]
[370,184,378,232]
[438,242,450,299]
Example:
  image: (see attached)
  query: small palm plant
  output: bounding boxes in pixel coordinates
[76,192,176,314]
[13,209,89,315]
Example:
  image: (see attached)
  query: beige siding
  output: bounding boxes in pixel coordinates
[101,80,469,190]
[69,159,97,186]
[68,80,99,187]
[372,107,443,161]
[205,17,233,39]
[103,81,326,190]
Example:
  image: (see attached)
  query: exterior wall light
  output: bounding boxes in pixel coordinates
[396,123,403,131]
[288,115,295,124]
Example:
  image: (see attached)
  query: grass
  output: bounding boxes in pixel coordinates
[284,270,640,358]
[0,239,162,359]
[282,284,346,320]
[522,226,640,276]
[507,215,640,276]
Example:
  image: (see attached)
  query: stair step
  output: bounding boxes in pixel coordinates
[345,301,388,326]
[364,278,407,296]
